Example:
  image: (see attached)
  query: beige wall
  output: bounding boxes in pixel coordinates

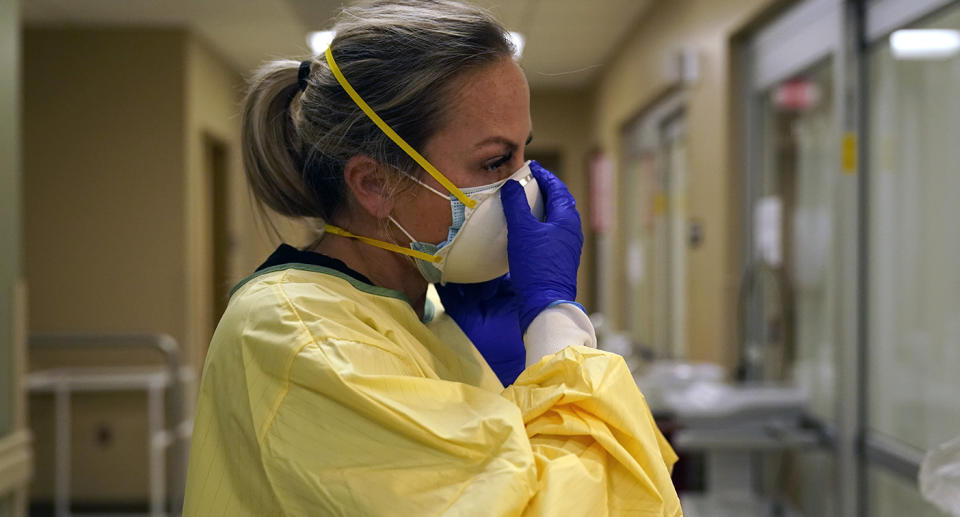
[23,27,248,502]
[527,89,595,307]
[23,28,188,354]
[589,0,770,367]
[23,27,187,502]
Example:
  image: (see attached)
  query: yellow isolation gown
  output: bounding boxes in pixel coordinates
[183,264,682,516]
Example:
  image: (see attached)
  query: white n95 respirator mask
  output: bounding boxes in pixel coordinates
[319,45,543,284]
[389,161,544,284]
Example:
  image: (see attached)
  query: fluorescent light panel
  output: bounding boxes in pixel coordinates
[890,29,960,60]
[307,30,335,55]
[309,30,526,59]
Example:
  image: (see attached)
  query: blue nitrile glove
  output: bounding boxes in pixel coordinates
[435,275,526,386]
[500,161,584,333]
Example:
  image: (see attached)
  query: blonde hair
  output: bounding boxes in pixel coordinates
[241,0,515,223]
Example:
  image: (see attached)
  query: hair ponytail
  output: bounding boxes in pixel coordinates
[241,60,329,220]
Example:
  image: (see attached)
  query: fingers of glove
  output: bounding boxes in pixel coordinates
[529,161,572,205]
[528,162,581,229]
[500,179,537,232]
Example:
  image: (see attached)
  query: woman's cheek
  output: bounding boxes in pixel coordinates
[411,191,454,243]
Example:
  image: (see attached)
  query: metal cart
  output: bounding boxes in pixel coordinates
[27,333,194,517]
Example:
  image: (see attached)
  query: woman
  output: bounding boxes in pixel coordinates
[183,0,681,515]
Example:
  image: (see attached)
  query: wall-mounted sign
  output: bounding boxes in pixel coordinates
[773,78,821,111]
[589,152,614,234]
[755,196,783,266]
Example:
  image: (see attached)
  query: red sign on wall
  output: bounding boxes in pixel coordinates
[773,78,821,111]
[589,153,613,234]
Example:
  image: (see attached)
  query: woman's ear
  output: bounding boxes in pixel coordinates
[343,155,396,219]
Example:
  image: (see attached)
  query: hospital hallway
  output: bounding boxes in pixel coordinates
[1,0,959,515]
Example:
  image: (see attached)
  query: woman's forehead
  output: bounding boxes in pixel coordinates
[441,59,531,140]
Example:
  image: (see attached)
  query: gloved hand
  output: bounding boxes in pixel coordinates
[500,161,584,333]
[435,275,526,386]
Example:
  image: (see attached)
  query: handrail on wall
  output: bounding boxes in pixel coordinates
[802,415,924,484]
[864,432,925,483]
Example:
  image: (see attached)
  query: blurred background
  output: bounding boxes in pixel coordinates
[1,0,959,515]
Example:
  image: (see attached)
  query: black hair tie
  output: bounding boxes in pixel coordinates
[297,60,312,92]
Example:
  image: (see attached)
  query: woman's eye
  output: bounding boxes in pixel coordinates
[483,152,513,171]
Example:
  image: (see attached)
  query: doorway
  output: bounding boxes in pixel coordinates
[204,134,230,340]
[621,93,688,359]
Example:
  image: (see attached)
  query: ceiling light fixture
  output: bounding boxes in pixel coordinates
[307,30,336,55]
[509,32,525,59]
[890,29,960,60]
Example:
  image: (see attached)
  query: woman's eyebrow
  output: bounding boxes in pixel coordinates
[473,132,535,149]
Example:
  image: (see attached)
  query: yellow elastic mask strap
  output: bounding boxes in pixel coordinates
[324,47,477,209]
[323,224,443,264]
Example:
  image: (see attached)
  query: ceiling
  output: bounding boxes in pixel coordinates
[22,0,654,90]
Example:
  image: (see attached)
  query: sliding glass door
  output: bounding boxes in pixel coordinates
[741,0,852,514]
[866,0,960,515]
[743,0,960,515]
[621,94,688,359]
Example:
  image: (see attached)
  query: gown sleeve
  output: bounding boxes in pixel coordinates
[504,346,680,516]
[257,335,681,517]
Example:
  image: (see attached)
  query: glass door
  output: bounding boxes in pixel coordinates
[751,59,838,415]
[741,0,847,514]
[744,0,846,399]
[865,0,960,515]
[621,94,688,359]
[743,0,960,515]
[661,115,688,359]
[748,54,844,517]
